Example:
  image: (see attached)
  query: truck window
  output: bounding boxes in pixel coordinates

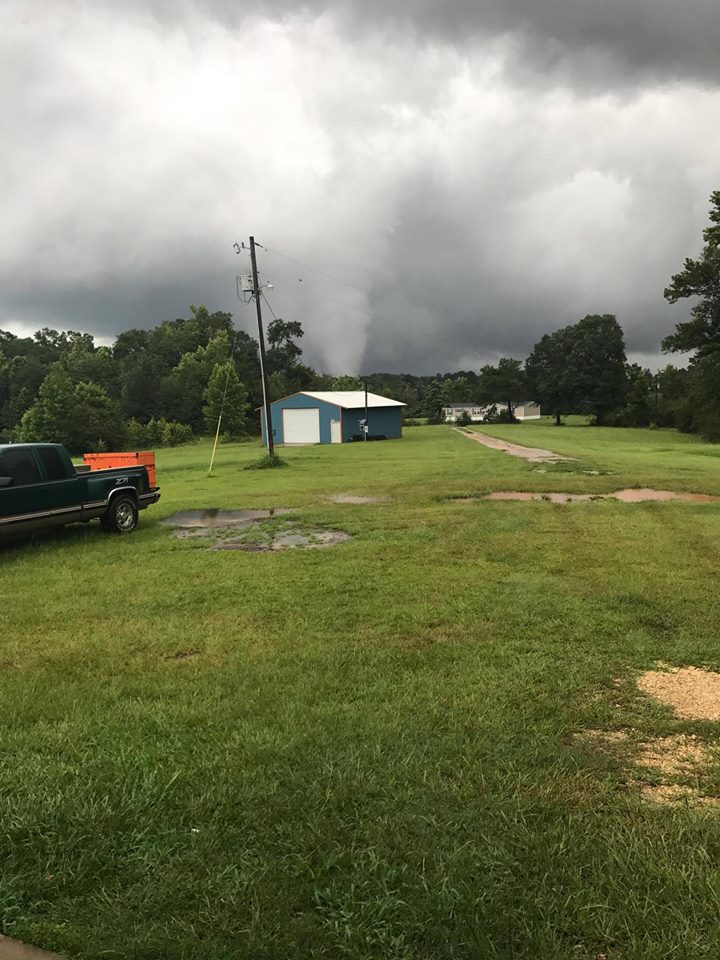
[37,447,67,481]
[0,449,42,486]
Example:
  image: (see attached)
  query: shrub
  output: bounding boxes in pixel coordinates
[124,418,194,449]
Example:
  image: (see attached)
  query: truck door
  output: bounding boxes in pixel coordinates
[35,446,82,516]
[0,446,45,530]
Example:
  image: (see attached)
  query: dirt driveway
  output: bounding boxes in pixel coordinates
[455,428,575,463]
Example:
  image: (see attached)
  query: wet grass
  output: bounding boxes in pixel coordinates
[2,426,720,958]
[473,417,720,493]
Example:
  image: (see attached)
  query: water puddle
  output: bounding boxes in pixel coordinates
[463,489,720,504]
[162,510,350,552]
[612,488,720,503]
[162,508,289,529]
[215,524,351,552]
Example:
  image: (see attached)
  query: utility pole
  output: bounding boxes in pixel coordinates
[249,236,275,459]
[363,376,369,442]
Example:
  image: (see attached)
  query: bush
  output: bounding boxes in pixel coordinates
[124,418,194,449]
[698,410,720,443]
[455,410,472,426]
[161,420,194,447]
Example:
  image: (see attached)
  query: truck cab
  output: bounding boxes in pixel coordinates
[0,444,160,540]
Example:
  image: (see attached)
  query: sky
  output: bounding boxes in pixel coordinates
[2,0,719,374]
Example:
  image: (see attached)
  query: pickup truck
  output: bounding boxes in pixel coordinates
[0,443,160,540]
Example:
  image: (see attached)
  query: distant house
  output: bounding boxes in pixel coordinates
[442,401,541,423]
[261,390,406,445]
[442,403,488,423]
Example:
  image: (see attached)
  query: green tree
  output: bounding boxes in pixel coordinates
[17,366,125,452]
[526,329,575,425]
[662,190,720,441]
[266,317,304,372]
[160,332,233,431]
[421,379,445,423]
[332,375,363,390]
[441,375,475,404]
[203,362,250,440]
[567,314,627,425]
[607,364,653,427]
[477,358,526,418]
[662,190,720,357]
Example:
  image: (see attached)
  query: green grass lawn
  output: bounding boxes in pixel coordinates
[3,425,720,959]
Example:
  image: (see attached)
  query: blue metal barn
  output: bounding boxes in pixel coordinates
[261,391,406,446]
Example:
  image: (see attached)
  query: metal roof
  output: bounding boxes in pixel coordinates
[294,391,406,409]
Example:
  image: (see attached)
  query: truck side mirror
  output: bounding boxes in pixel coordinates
[0,476,13,488]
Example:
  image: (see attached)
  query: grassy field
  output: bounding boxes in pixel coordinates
[3,424,720,959]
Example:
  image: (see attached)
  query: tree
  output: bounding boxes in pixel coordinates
[266,317,304,373]
[477,358,526,418]
[332,375,363,390]
[418,379,444,423]
[526,329,575,425]
[441,375,475,404]
[566,314,627,425]
[607,364,653,427]
[160,331,232,430]
[662,190,720,357]
[203,362,250,440]
[662,190,720,441]
[17,366,125,452]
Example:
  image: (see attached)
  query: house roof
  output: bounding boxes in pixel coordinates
[293,391,406,409]
[443,402,481,408]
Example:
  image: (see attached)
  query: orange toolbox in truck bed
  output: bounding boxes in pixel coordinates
[82,451,157,490]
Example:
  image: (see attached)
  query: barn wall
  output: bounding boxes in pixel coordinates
[262,394,342,445]
[340,406,403,441]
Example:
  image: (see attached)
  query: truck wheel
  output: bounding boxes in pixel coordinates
[101,494,139,534]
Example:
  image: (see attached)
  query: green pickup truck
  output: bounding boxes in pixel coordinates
[0,443,160,540]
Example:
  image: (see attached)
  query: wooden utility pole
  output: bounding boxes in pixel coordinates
[249,236,275,458]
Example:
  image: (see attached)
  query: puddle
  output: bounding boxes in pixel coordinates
[327,494,391,504]
[637,666,720,721]
[612,489,720,503]
[163,510,349,553]
[462,489,720,504]
[214,522,350,552]
[162,508,289,528]
[455,428,576,462]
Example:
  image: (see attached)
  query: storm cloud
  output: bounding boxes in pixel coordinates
[2,0,719,373]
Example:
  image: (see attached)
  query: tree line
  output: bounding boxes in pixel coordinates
[1,191,719,450]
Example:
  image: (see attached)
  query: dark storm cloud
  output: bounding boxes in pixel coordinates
[131,0,720,84]
[1,0,719,373]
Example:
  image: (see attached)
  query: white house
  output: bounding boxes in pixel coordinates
[442,402,541,423]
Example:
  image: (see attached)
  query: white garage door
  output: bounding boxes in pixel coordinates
[283,407,321,444]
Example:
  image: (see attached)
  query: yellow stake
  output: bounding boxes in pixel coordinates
[208,413,223,475]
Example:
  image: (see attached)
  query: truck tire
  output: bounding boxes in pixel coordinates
[101,494,139,534]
